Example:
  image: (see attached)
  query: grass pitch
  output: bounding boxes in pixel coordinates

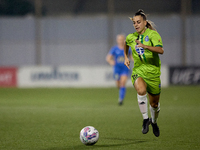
[0,86,200,150]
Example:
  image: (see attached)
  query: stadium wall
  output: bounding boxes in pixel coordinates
[0,15,200,66]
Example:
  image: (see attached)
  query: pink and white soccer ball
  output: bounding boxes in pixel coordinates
[80,126,99,145]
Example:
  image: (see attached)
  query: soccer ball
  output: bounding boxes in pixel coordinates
[80,126,99,145]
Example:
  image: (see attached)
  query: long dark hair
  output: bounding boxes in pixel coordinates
[130,9,156,31]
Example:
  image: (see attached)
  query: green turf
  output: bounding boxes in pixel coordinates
[0,86,200,150]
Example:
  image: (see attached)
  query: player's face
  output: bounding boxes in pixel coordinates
[116,35,125,46]
[133,15,147,34]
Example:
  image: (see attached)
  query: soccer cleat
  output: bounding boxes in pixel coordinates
[118,101,123,106]
[118,99,123,106]
[150,118,160,137]
[142,118,150,134]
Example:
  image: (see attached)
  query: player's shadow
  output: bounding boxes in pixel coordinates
[96,137,146,147]
[42,138,147,150]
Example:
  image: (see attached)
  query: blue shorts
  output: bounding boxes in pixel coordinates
[113,67,129,81]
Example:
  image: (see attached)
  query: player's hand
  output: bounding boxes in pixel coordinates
[110,61,115,66]
[124,57,130,69]
[135,40,144,48]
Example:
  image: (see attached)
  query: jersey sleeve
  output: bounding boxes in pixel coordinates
[150,31,163,47]
[125,34,132,46]
[108,46,115,55]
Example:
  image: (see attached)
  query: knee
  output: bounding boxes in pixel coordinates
[134,77,147,96]
[150,102,159,108]
[137,88,146,96]
[119,78,127,87]
[120,82,126,87]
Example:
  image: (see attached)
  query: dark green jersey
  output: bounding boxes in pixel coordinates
[126,28,163,78]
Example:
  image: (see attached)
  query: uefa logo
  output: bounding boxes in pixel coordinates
[135,46,145,55]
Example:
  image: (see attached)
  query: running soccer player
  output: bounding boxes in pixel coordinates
[124,9,164,137]
[106,34,132,105]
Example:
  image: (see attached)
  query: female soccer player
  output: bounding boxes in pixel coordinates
[124,9,164,137]
[106,34,132,105]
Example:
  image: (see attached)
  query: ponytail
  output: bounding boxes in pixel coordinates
[146,20,156,31]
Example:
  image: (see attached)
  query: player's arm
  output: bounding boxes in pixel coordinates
[135,40,164,54]
[106,54,115,66]
[128,50,133,62]
[124,41,130,69]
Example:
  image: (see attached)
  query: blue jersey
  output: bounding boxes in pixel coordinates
[109,46,131,69]
[109,46,131,80]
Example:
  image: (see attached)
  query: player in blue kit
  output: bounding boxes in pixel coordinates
[106,34,132,105]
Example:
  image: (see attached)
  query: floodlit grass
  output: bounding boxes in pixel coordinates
[0,86,200,150]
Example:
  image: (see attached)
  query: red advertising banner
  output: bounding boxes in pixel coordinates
[0,67,17,87]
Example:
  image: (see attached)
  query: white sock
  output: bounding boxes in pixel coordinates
[137,94,148,119]
[150,103,160,123]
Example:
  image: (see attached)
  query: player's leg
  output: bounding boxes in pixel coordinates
[114,77,121,104]
[118,75,128,105]
[148,93,160,137]
[134,77,150,134]
[115,80,120,89]
[113,69,120,89]
[113,70,122,104]
[147,77,161,137]
[148,93,160,123]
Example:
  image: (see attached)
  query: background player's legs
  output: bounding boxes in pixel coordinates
[115,80,120,89]
[118,75,128,105]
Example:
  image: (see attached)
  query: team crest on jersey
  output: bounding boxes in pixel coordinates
[145,36,149,42]
[135,46,145,55]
